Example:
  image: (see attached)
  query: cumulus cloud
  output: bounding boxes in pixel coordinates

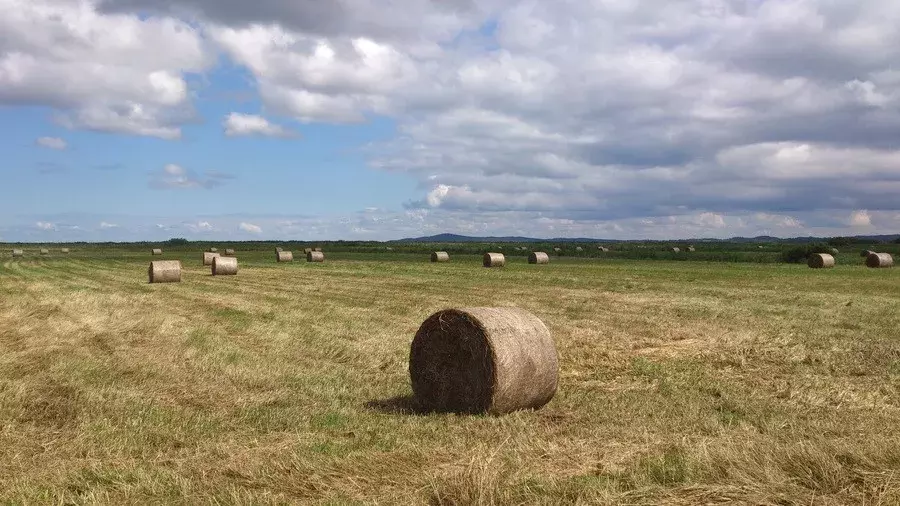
[223,113,297,137]
[149,164,233,190]
[239,222,262,234]
[0,0,212,138]
[35,221,56,231]
[99,221,118,229]
[36,137,66,150]
[849,210,873,227]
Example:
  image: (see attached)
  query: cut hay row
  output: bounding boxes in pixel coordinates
[202,251,220,266]
[212,256,238,275]
[808,253,835,269]
[409,307,558,415]
[866,252,893,269]
[148,260,181,283]
[307,251,325,263]
[431,251,450,262]
[528,252,550,264]
[483,252,505,267]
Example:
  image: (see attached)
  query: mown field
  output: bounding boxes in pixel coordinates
[1,248,899,504]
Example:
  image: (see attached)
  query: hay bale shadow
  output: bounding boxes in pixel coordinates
[364,395,429,415]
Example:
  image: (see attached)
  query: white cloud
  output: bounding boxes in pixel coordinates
[239,222,263,234]
[99,221,118,229]
[149,164,232,190]
[223,113,297,137]
[36,137,66,150]
[849,210,873,227]
[35,221,56,231]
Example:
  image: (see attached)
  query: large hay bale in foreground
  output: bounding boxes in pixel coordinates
[151,248,163,255]
[866,253,894,269]
[61,248,70,254]
[409,307,558,415]
[528,252,550,264]
[212,256,238,276]
[277,251,293,262]
[203,252,220,266]
[307,251,325,263]
[431,251,450,262]
[808,253,835,269]
[860,250,876,258]
[483,253,505,267]
[224,248,235,256]
[11,249,23,257]
[148,260,181,283]
[40,249,49,255]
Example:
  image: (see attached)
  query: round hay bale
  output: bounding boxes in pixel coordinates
[528,252,550,264]
[483,252,505,267]
[830,248,839,255]
[431,251,450,262]
[61,248,70,254]
[866,252,894,269]
[277,251,294,263]
[151,248,163,255]
[203,251,220,266]
[40,249,49,255]
[314,247,323,252]
[224,248,236,256]
[276,247,283,253]
[553,247,561,252]
[303,248,313,254]
[208,247,218,253]
[409,307,558,415]
[307,251,325,263]
[671,247,681,253]
[808,253,835,269]
[148,260,181,283]
[575,246,583,252]
[860,250,875,258]
[212,256,238,276]
[598,246,609,252]
[11,249,23,257]
[687,246,696,252]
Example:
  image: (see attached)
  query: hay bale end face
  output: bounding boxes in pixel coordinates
[203,252,220,266]
[307,251,325,263]
[151,248,163,255]
[277,251,294,263]
[61,248,70,254]
[528,252,550,264]
[483,252,505,267]
[11,249,23,257]
[40,249,49,255]
[866,253,894,269]
[224,248,235,256]
[148,260,181,283]
[808,253,835,269]
[431,251,450,262]
[409,307,559,415]
[212,256,238,276]
[860,250,876,258]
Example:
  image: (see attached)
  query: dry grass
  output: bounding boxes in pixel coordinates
[1,251,899,504]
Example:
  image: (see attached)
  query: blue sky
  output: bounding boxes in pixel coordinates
[2,0,900,242]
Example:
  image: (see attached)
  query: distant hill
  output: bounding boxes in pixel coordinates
[397,233,900,243]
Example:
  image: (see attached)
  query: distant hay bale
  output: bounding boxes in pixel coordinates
[151,248,163,255]
[553,247,561,253]
[431,251,450,262]
[483,252,505,267]
[386,247,393,251]
[276,247,283,253]
[307,251,325,263]
[830,248,839,255]
[314,247,323,252]
[687,246,696,252]
[277,251,294,263]
[212,256,238,276]
[12,249,23,257]
[409,307,558,415]
[40,249,49,255]
[208,247,218,253]
[61,248,70,254]
[224,248,235,256]
[203,251,220,266]
[148,260,181,283]
[808,253,835,269]
[671,247,681,253]
[575,246,583,252]
[528,252,550,264]
[598,246,609,252]
[866,253,894,269]
[303,248,313,254]
[860,250,875,258]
